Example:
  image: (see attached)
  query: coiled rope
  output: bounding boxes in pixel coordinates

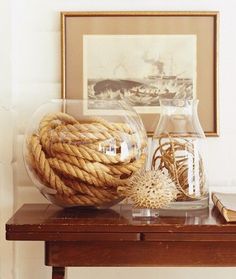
[27,112,146,207]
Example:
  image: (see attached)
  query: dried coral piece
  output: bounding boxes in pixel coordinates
[118,170,178,209]
[152,135,207,201]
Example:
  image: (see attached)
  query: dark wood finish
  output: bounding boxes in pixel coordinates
[143,232,236,241]
[6,203,236,273]
[6,203,233,236]
[7,232,140,241]
[52,267,65,279]
[46,241,236,267]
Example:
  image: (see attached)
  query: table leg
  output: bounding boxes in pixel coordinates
[52,267,66,279]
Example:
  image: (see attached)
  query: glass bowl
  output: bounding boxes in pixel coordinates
[23,99,147,208]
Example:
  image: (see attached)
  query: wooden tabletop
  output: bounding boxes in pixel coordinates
[7,204,236,268]
[6,203,236,242]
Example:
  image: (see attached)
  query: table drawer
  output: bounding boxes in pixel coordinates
[142,232,236,241]
[7,232,140,241]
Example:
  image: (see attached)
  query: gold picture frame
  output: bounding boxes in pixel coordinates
[61,11,219,136]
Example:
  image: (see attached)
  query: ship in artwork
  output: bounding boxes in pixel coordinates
[87,57,194,107]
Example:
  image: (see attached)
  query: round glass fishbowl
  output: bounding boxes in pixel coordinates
[24,99,147,208]
[152,99,208,210]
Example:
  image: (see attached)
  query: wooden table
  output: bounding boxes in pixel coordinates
[5,203,236,279]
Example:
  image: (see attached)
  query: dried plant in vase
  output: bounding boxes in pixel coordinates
[151,99,208,209]
[152,135,207,202]
[118,170,178,209]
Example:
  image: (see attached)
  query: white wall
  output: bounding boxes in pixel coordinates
[0,0,14,278]
[2,0,236,278]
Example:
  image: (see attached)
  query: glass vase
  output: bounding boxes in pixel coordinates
[152,99,208,210]
[23,99,147,208]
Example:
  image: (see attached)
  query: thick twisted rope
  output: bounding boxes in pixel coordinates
[27,112,146,206]
[62,178,119,200]
[29,135,76,196]
[51,143,134,164]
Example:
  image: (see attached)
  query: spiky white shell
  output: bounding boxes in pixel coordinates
[119,170,178,209]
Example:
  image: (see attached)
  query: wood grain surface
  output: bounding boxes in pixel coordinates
[6,203,236,268]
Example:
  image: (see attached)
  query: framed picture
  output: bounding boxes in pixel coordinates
[61,11,219,136]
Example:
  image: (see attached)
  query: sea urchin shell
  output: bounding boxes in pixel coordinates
[118,170,178,209]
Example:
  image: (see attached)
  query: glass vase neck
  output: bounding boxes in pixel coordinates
[154,98,205,139]
[159,99,198,115]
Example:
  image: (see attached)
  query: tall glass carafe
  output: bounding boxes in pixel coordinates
[152,99,208,209]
